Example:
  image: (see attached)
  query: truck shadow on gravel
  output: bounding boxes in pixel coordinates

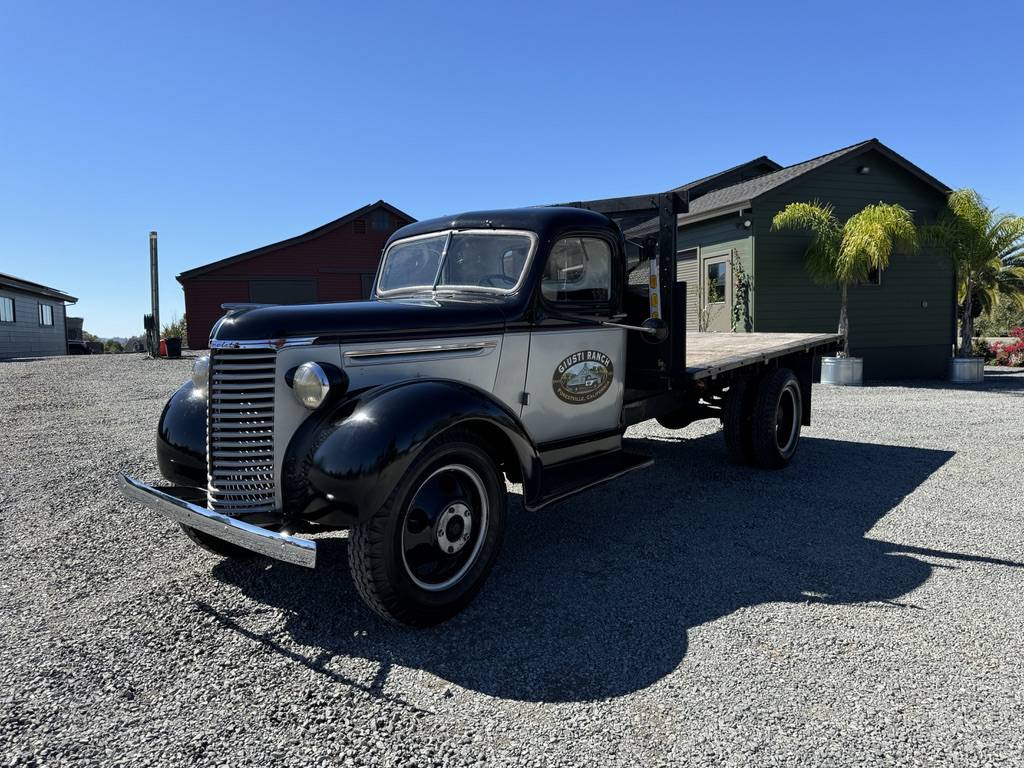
[205,433,1015,703]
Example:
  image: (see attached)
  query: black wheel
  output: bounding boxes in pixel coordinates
[751,368,802,469]
[656,409,691,430]
[722,376,757,465]
[180,524,255,559]
[348,430,506,627]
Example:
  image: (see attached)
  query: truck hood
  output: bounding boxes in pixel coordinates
[211,296,509,344]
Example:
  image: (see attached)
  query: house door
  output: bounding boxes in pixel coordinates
[702,254,732,332]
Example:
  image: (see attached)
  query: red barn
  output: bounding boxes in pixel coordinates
[177,200,415,349]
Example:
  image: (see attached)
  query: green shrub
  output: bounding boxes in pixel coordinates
[161,315,187,340]
[972,338,995,361]
[976,303,1024,337]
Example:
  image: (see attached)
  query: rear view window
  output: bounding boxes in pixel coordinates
[542,237,612,304]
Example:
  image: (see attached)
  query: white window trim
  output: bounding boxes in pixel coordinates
[701,250,733,306]
[0,295,14,323]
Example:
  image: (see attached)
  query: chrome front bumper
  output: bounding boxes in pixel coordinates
[118,474,317,568]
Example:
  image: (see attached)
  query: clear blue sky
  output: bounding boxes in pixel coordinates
[2,1,1021,337]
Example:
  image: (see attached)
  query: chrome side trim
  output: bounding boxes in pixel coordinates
[210,337,317,350]
[118,474,316,568]
[344,340,498,362]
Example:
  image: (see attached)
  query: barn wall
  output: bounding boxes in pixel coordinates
[180,207,408,349]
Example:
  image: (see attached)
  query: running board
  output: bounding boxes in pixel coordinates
[526,450,653,511]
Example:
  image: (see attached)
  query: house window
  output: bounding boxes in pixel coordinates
[39,303,54,326]
[542,237,612,305]
[353,218,367,234]
[0,296,13,323]
[706,261,726,303]
[371,210,391,232]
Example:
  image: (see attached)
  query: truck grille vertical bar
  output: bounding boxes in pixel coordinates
[207,348,277,512]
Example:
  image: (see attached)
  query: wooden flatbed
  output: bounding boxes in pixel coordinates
[685,332,840,380]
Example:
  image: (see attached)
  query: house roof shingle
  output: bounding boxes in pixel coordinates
[0,272,78,303]
[626,139,950,237]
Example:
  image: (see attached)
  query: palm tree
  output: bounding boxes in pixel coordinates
[771,201,918,357]
[921,189,1024,357]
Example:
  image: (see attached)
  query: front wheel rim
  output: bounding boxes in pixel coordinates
[400,463,489,592]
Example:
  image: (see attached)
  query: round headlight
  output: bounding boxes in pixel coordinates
[292,362,331,409]
[191,355,210,392]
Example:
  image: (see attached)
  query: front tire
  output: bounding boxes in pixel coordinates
[348,430,506,627]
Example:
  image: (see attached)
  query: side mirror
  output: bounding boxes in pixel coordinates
[641,317,669,344]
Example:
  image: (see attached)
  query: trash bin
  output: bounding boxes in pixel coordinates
[163,337,182,359]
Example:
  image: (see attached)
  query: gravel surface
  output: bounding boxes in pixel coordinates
[1,353,1022,767]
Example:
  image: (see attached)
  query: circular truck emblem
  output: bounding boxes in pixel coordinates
[552,350,613,404]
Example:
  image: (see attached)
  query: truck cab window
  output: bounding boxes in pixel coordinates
[542,237,611,304]
[377,234,447,293]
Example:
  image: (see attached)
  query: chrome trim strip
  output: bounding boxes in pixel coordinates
[118,474,316,568]
[210,337,317,350]
[344,340,498,361]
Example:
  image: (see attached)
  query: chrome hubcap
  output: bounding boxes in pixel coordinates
[435,502,473,554]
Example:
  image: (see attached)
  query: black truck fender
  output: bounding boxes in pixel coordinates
[299,378,540,526]
[156,380,208,488]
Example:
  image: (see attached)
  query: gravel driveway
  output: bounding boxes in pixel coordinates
[2,354,1022,767]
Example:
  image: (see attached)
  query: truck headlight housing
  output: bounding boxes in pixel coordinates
[291,362,332,410]
[191,355,210,392]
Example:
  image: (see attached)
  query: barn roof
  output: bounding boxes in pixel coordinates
[177,200,415,282]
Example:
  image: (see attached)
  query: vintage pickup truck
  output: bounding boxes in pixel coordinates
[120,192,838,626]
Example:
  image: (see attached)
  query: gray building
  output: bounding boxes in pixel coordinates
[0,273,78,358]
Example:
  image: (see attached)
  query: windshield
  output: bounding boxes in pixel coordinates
[376,230,535,295]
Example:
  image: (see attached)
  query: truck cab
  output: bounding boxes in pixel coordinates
[121,198,838,626]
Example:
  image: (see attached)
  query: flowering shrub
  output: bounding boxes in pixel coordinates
[989,327,1024,367]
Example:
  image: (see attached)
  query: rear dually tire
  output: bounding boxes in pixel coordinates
[750,368,802,470]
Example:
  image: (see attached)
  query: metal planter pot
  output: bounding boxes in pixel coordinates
[948,357,985,384]
[820,356,863,386]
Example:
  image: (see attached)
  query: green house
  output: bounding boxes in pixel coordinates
[628,139,954,379]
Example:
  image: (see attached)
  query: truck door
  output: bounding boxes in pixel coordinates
[521,236,626,445]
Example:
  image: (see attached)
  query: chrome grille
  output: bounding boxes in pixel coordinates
[207,348,277,512]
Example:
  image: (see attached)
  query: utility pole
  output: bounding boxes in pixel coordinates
[149,231,160,356]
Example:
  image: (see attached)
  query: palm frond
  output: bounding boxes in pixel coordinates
[771,201,842,285]
[989,213,1024,265]
[838,203,918,283]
